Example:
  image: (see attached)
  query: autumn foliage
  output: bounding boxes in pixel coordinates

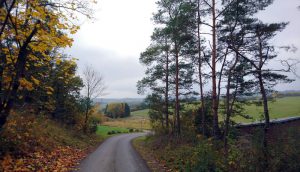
[104,103,131,118]
[0,0,101,171]
[0,111,102,171]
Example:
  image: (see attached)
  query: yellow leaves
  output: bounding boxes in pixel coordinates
[46,86,54,95]
[56,59,62,65]
[31,76,40,85]
[19,78,34,91]
[19,77,40,91]
[70,25,80,34]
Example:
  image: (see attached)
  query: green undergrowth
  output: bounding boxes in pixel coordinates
[135,127,300,172]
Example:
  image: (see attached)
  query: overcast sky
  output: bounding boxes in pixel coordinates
[67,0,300,98]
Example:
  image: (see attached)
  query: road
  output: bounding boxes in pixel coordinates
[77,133,150,172]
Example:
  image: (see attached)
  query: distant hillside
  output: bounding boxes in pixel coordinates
[94,98,145,110]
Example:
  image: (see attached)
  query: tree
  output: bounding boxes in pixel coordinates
[199,0,277,138]
[0,0,95,129]
[149,0,196,135]
[82,65,106,133]
[105,103,130,118]
[137,27,172,131]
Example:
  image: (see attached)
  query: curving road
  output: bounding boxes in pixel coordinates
[77,133,150,172]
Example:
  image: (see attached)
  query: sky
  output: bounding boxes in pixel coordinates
[67,0,300,98]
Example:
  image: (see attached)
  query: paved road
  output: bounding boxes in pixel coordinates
[77,133,150,172]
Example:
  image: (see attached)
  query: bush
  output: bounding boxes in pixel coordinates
[107,130,117,135]
[129,128,134,132]
[88,116,100,133]
[190,140,222,172]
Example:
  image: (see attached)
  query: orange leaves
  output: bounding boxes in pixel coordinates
[19,78,34,91]
[1,147,87,172]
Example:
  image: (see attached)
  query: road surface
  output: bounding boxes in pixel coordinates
[77,133,150,172]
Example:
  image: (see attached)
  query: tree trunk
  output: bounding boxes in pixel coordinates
[211,0,221,138]
[165,39,169,131]
[0,0,16,38]
[224,53,239,159]
[197,0,205,136]
[175,43,180,135]
[84,99,90,133]
[258,70,270,170]
[0,25,38,130]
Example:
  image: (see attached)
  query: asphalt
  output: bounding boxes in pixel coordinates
[77,133,150,172]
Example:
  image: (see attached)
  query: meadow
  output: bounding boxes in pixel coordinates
[101,96,300,130]
[232,96,300,123]
[102,109,151,130]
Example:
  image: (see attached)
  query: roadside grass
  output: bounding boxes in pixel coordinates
[96,125,130,138]
[132,136,167,172]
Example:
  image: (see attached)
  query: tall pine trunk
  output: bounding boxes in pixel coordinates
[197,0,205,136]
[224,53,239,159]
[165,39,169,131]
[211,0,220,138]
[175,43,180,135]
[258,71,270,170]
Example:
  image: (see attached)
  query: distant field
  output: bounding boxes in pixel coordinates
[102,109,151,130]
[235,96,300,123]
[102,96,300,128]
[131,109,149,117]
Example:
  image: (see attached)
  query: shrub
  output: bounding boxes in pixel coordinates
[88,116,100,133]
[107,130,117,135]
[129,128,134,132]
[190,140,222,172]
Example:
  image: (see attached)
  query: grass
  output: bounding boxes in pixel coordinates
[183,96,300,123]
[102,96,300,128]
[234,96,300,123]
[132,136,167,172]
[96,125,130,138]
[102,109,151,130]
[131,109,149,117]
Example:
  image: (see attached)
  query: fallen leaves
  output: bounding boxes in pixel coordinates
[1,146,88,172]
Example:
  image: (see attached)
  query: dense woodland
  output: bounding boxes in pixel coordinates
[137,0,299,171]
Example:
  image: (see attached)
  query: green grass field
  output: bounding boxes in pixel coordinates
[102,109,151,130]
[235,96,300,123]
[101,96,299,129]
[129,96,300,123]
[131,109,149,117]
[96,125,130,138]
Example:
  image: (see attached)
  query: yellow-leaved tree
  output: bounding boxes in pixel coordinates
[0,0,96,129]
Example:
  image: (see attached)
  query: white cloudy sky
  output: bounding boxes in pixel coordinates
[67,0,300,98]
